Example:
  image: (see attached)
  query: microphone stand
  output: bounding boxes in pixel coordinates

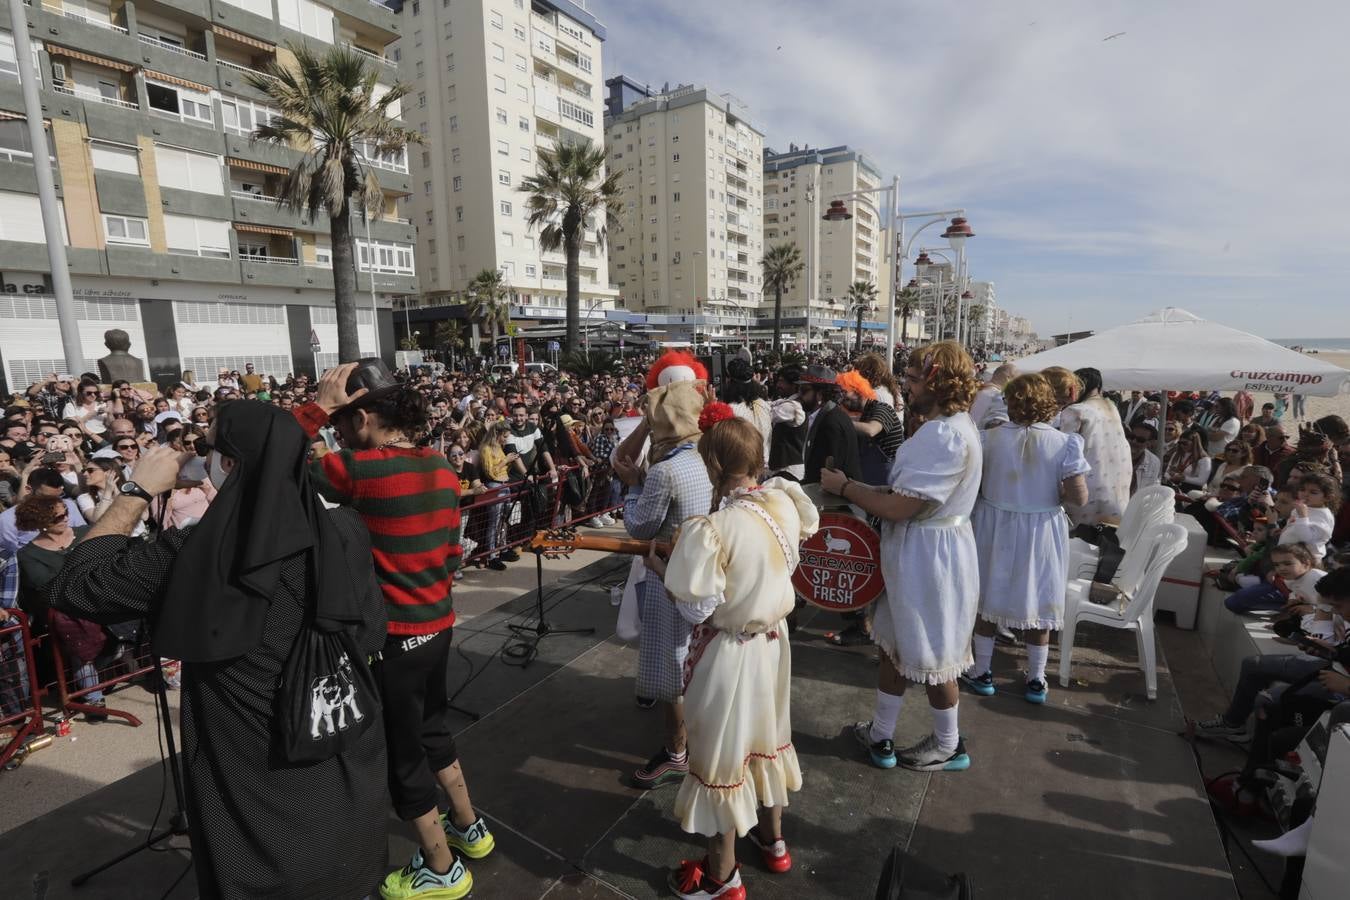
[504,546,595,668]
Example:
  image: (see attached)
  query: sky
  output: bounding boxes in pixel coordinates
[595,0,1350,339]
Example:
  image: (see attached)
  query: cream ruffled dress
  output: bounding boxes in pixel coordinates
[662,478,820,838]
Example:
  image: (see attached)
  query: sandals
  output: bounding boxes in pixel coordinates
[825,625,873,647]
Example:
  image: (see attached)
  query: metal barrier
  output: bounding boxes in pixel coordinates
[0,610,44,768]
[47,619,157,727]
[459,462,622,565]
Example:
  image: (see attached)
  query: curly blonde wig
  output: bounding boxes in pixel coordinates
[1003,373,1060,426]
[908,341,978,417]
[1041,366,1081,409]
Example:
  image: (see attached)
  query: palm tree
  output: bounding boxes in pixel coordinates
[897,283,920,347]
[845,280,878,355]
[466,268,512,358]
[434,319,466,370]
[761,243,805,353]
[519,141,623,354]
[248,44,418,363]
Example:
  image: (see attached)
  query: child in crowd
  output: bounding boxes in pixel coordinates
[1225,517,1273,590]
[1224,542,1323,616]
[1270,542,1333,639]
[1279,472,1338,561]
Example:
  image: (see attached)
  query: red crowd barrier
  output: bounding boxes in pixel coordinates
[0,610,44,767]
[47,621,159,727]
[459,463,622,565]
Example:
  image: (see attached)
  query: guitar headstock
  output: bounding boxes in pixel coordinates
[530,527,580,558]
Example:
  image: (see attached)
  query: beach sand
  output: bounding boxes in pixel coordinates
[1255,350,1350,426]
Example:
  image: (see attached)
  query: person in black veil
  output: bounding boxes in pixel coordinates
[49,401,389,900]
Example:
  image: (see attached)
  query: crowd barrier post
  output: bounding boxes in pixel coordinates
[0,610,45,768]
[48,625,158,727]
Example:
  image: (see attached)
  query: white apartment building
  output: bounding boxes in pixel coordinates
[396,0,617,320]
[763,145,883,332]
[965,280,996,346]
[603,78,764,334]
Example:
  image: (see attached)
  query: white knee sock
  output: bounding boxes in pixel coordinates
[1026,643,1050,683]
[870,690,904,744]
[932,704,960,753]
[968,634,995,677]
[1252,816,1313,857]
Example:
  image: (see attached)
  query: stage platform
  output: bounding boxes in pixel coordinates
[1,554,1244,899]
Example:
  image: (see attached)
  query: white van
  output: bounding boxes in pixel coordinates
[491,361,558,376]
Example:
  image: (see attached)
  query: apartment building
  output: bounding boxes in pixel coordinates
[0,0,414,393]
[603,78,764,336]
[763,144,883,338]
[396,0,617,326]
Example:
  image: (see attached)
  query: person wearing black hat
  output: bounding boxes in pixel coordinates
[296,361,493,900]
[49,407,390,899]
[797,365,862,485]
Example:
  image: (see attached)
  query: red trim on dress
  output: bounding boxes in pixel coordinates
[686,742,796,790]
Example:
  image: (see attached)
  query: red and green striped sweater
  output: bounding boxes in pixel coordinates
[296,404,462,636]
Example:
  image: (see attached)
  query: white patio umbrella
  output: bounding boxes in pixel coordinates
[1016,307,1350,459]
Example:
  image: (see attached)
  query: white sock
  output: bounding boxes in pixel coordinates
[969,634,995,677]
[932,704,960,753]
[1252,816,1314,857]
[1026,643,1050,683]
[870,690,904,744]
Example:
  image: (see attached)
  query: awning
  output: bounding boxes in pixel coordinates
[45,45,135,73]
[0,110,25,121]
[211,25,275,52]
[226,157,288,175]
[143,70,210,93]
[233,222,294,237]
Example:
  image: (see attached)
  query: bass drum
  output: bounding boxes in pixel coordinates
[792,484,885,612]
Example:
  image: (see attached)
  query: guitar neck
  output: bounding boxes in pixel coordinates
[566,535,672,556]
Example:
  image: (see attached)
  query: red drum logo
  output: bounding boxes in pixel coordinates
[792,513,885,611]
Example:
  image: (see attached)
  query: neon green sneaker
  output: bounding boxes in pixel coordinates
[379,848,472,899]
[443,813,496,859]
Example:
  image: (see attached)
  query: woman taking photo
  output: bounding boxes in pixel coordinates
[650,415,818,898]
[76,458,124,524]
[1210,438,1254,490]
[1163,426,1214,490]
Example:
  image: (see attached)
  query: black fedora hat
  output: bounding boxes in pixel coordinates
[339,358,402,412]
[797,364,838,387]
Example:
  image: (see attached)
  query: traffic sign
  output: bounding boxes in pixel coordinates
[309,328,321,352]
[792,513,884,611]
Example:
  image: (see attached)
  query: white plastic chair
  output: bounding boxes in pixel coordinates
[1058,522,1189,700]
[1068,484,1176,579]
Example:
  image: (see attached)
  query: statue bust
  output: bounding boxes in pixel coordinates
[97,328,147,383]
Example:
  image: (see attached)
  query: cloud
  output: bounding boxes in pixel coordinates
[597,0,1350,337]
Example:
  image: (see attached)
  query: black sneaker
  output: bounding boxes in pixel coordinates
[487,559,508,571]
[501,549,521,562]
[1193,715,1249,741]
[84,700,108,723]
[635,695,657,710]
[631,747,688,789]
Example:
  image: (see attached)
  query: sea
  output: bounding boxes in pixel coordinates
[1274,338,1350,353]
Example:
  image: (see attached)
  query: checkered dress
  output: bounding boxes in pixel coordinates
[624,444,713,703]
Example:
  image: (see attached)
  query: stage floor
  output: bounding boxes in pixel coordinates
[1,554,1241,899]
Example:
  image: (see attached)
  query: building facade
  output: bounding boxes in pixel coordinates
[763,144,882,344]
[0,0,415,393]
[603,79,764,342]
[396,0,617,329]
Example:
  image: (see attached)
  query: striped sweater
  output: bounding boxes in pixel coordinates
[296,404,462,636]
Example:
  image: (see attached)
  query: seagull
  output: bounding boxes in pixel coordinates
[1103,31,1126,41]
[776,45,782,50]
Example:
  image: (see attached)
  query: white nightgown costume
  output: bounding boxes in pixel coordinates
[873,412,983,685]
[662,479,819,838]
[1058,397,1131,526]
[971,423,1090,630]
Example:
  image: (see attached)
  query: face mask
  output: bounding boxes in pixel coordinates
[208,449,231,491]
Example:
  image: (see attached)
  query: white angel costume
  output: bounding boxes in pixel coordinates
[872,413,983,684]
[971,423,1090,630]
[662,479,819,837]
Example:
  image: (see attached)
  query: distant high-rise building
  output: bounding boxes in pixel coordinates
[397,0,617,319]
[604,79,764,323]
[763,145,883,339]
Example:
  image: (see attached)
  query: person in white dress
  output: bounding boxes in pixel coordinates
[821,341,983,774]
[650,415,819,900]
[961,374,1090,704]
[1058,368,1132,526]
[720,357,773,472]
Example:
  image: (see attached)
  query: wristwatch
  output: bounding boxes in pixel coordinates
[119,481,154,502]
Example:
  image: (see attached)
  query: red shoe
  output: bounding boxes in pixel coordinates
[668,857,746,899]
[747,826,792,873]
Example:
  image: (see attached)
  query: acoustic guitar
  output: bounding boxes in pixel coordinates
[530,528,672,559]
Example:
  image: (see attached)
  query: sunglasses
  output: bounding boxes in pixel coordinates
[1127,434,1150,443]
[116,442,138,450]
[82,466,100,474]
[1220,483,1241,491]
[51,511,68,522]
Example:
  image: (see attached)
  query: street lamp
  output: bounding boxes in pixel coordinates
[822,200,852,222]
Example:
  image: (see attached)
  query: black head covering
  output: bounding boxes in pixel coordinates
[154,402,366,663]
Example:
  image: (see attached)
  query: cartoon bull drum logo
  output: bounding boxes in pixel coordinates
[822,529,853,555]
[308,653,365,740]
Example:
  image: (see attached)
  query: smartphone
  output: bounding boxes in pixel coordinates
[42,450,64,465]
[1296,636,1333,659]
[1257,477,1272,492]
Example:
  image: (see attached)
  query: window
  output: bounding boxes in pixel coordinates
[446,52,454,71]
[446,84,456,101]
[672,135,679,144]
[0,190,66,243]
[499,200,512,216]
[154,145,223,194]
[490,10,503,29]
[425,210,433,225]
[525,236,534,250]
[101,214,149,246]
[356,239,415,275]
[500,261,514,276]
[146,80,212,125]
[493,75,506,93]
[513,23,526,40]
[415,60,424,78]
[673,153,680,162]
[518,116,529,132]
[392,47,401,62]
[524,264,536,276]
[452,176,462,191]
[277,0,334,42]
[492,43,505,62]
[449,115,458,132]
[651,253,658,262]
[314,237,332,267]
[497,168,511,184]
[516,84,528,102]
[497,140,509,156]
[501,231,513,247]
[427,239,436,254]
[443,21,452,38]
[418,92,426,108]
[514,53,526,72]
[164,214,230,258]
[90,141,138,175]
[496,107,508,124]
[455,206,463,222]
[456,235,465,250]
[673,192,680,202]
[519,147,531,162]
[423,181,432,196]
[421,150,430,167]
[414,29,422,46]
[451,146,461,163]
[649,195,657,204]
[411,0,420,14]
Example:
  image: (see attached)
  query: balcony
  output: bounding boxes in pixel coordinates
[137,34,206,61]
[51,81,138,110]
[232,189,283,204]
[42,2,127,34]
[345,42,396,69]
[218,59,276,83]
[242,253,298,265]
